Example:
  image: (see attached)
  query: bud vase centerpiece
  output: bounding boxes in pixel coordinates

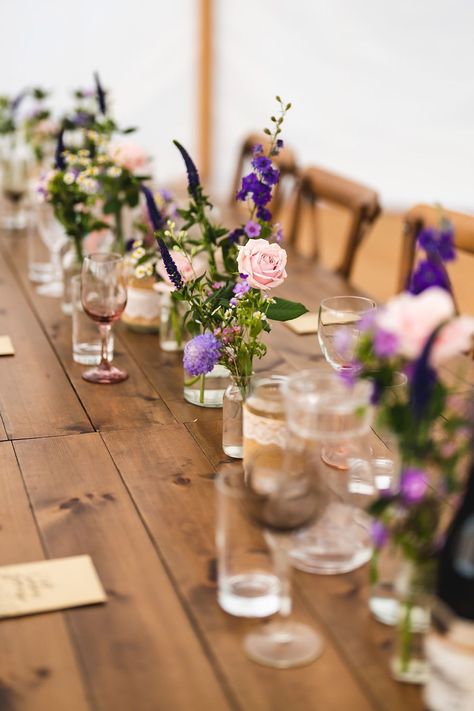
[337,217,474,683]
[142,97,307,424]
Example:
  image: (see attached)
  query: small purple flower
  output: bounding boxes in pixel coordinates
[233,279,251,297]
[252,143,263,156]
[409,258,450,294]
[261,166,280,186]
[400,468,428,504]
[73,111,91,127]
[183,334,221,376]
[373,329,399,358]
[276,139,284,149]
[245,220,261,238]
[252,155,272,172]
[236,173,272,207]
[256,206,272,222]
[371,520,388,549]
[159,188,173,202]
[211,281,225,290]
[273,222,283,243]
[228,227,244,243]
[418,224,456,263]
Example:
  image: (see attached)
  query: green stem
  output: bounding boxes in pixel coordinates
[400,600,413,672]
[114,208,124,255]
[73,235,83,264]
[199,374,205,404]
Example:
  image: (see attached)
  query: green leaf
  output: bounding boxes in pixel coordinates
[266,297,308,321]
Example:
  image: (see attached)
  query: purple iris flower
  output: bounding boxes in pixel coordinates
[373,329,399,358]
[183,334,221,376]
[245,220,261,238]
[400,468,428,504]
[371,520,388,549]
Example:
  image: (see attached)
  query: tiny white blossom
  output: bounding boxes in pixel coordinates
[133,247,146,259]
[107,166,122,178]
[63,172,75,185]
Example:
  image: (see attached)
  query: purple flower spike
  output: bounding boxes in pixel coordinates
[173,140,200,199]
[256,206,272,222]
[244,220,261,238]
[184,334,221,376]
[374,329,399,358]
[252,155,272,172]
[54,130,66,170]
[94,72,107,115]
[371,520,388,549]
[157,238,183,290]
[400,468,428,504]
[141,185,164,231]
[409,257,451,294]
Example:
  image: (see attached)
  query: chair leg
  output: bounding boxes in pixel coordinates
[398,220,420,292]
[337,211,365,280]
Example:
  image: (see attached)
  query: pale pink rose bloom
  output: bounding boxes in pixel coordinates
[35,118,60,137]
[156,250,207,288]
[430,315,474,366]
[376,287,455,359]
[108,142,150,173]
[237,238,287,290]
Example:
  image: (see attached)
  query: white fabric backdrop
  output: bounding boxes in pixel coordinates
[213,0,474,211]
[0,0,196,184]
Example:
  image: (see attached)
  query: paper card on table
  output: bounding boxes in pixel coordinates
[284,312,318,335]
[0,335,14,356]
[0,555,106,618]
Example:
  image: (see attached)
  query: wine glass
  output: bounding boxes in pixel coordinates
[35,203,68,297]
[81,253,128,384]
[242,451,326,668]
[318,296,376,469]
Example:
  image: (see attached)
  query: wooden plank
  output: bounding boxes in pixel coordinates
[0,441,91,711]
[0,236,174,433]
[0,243,92,439]
[103,424,375,711]
[13,433,232,711]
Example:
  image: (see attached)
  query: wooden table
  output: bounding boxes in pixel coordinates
[2,230,470,711]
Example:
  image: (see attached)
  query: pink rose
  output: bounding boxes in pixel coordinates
[237,238,287,290]
[375,287,455,359]
[108,142,150,173]
[157,250,207,288]
[431,315,474,366]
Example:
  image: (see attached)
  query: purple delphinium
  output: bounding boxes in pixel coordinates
[252,155,272,172]
[373,329,399,358]
[409,258,450,294]
[236,173,272,207]
[418,225,455,263]
[173,140,200,199]
[256,206,272,222]
[261,166,280,186]
[399,468,428,504]
[228,227,244,243]
[371,520,388,549]
[252,143,263,156]
[183,334,221,376]
[245,220,261,238]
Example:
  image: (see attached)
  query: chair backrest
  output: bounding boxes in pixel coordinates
[287,165,381,280]
[399,204,474,294]
[229,132,299,219]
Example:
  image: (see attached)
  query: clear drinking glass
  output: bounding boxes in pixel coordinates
[243,374,288,470]
[35,203,68,297]
[72,275,114,365]
[242,453,325,668]
[283,369,376,575]
[317,295,376,469]
[0,136,30,230]
[81,253,128,384]
[215,464,280,618]
[27,209,53,283]
[222,375,252,459]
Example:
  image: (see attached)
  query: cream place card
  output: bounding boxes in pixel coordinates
[0,335,14,356]
[0,555,106,618]
[284,312,318,335]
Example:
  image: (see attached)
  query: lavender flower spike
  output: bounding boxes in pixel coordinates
[173,140,200,199]
[141,185,164,231]
[94,72,107,115]
[54,129,66,170]
[156,238,183,290]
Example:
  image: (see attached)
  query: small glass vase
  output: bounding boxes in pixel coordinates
[390,559,435,685]
[159,289,188,352]
[184,364,230,408]
[222,375,252,459]
[61,241,83,316]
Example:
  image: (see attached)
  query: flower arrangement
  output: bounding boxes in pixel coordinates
[143,97,307,399]
[22,88,58,164]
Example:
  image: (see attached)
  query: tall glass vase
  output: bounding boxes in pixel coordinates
[222,375,252,458]
[61,240,83,315]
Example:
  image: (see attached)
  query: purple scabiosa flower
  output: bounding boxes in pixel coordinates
[399,468,428,504]
[94,72,107,114]
[183,334,221,376]
[374,329,399,358]
[371,520,388,549]
[141,185,164,231]
[228,227,244,243]
[173,140,200,199]
[54,130,66,170]
[252,143,263,156]
[256,206,272,222]
[252,155,272,172]
[245,220,261,238]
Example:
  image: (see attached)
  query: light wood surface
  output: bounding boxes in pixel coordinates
[3,223,468,710]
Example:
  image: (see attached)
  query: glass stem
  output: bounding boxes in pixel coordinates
[99,324,111,369]
[266,534,293,632]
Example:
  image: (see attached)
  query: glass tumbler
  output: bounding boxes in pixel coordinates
[215,465,280,618]
[283,368,376,575]
[72,275,113,365]
[243,374,288,470]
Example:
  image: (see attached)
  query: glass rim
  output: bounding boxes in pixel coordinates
[84,252,123,264]
[319,295,377,310]
[282,368,373,410]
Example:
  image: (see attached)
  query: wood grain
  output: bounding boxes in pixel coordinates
[0,441,91,711]
[13,433,231,711]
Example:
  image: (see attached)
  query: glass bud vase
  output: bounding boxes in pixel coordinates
[159,289,188,352]
[390,559,435,685]
[61,241,82,316]
[183,365,230,408]
[222,375,252,459]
